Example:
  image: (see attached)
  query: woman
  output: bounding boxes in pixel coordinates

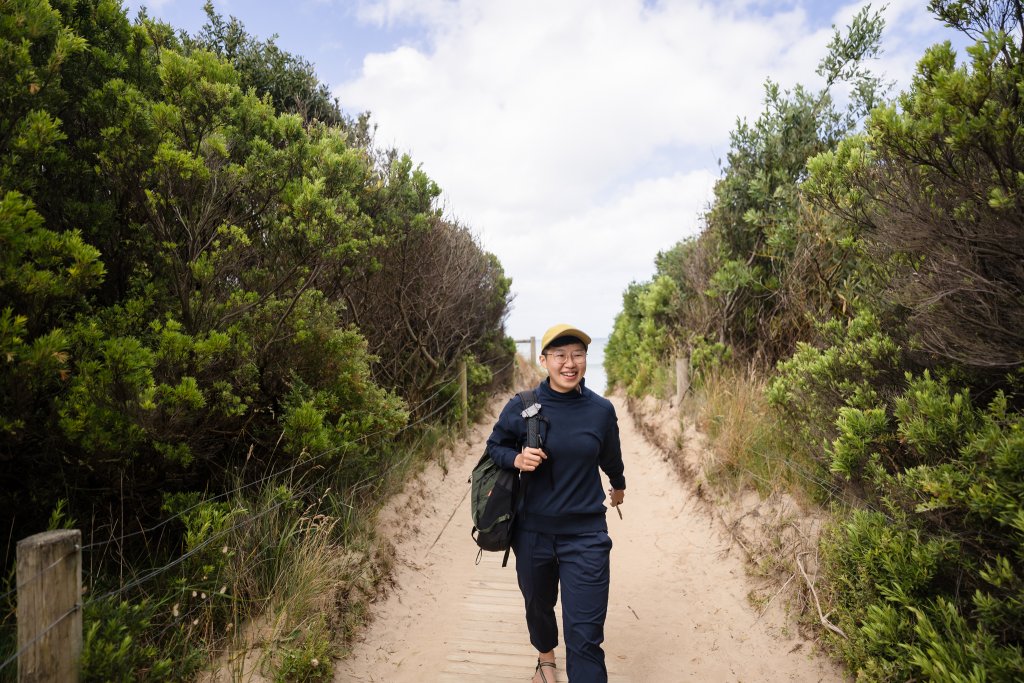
[486,323,626,682]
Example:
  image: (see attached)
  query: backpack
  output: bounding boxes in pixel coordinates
[469,387,543,567]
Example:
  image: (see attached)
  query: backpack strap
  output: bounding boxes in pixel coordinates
[519,384,553,490]
[517,388,543,449]
[499,386,544,568]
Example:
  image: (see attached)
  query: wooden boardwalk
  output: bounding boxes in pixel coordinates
[438,550,627,682]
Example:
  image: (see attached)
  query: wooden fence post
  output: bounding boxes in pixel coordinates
[530,336,537,367]
[17,529,81,682]
[458,358,468,435]
[676,355,689,399]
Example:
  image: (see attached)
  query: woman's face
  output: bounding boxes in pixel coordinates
[540,342,587,393]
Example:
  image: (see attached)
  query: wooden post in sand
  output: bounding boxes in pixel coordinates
[676,355,689,399]
[458,358,468,435]
[16,529,82,682]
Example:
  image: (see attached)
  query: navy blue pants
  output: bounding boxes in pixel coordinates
[512,529,613,682]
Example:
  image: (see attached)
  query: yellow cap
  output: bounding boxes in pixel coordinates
[541,324,592,352]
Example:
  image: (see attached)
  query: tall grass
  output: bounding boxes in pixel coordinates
[202,481,394,682]
[684,365,825,506]
[41,420,460,683]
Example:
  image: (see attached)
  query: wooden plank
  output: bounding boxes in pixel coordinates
[441,660,567,681]
[447,639,539,656]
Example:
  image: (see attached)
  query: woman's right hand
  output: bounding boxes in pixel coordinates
[514,446,547,472]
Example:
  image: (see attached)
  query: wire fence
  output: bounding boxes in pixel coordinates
[0,354,518,676]
[0,605,78,677]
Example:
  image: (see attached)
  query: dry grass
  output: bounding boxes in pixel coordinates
[683,366,821,508]
[675,365,834,639]
[513,351,546,390]
[198,467,406,681]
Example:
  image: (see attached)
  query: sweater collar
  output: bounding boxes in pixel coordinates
[538,377,586,401]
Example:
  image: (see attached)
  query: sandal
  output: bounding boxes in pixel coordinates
[535,658,556,683]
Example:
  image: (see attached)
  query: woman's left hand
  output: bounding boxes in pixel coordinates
[608,487,625,507]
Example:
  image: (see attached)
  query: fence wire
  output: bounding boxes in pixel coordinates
[0,604,79,675]
[70,357,513,600]
[1,356,518,673]
[79,357,513,556]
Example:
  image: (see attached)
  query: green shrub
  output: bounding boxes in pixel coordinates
[817,383,1024,680]
[820,508,955,680]
[829,406,891,480]
[767,310,902,450]
[688,336,733,390]
[274,617,334,682]
[80,599,180,682]
[605,276,680,397]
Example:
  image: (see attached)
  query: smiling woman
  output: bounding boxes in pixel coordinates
[486,322,626,683]
[517,335,608,394]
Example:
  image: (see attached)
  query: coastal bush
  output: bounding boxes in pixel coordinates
[609,2,1024,679]
[0,1,512,678]
[605,276,679,397]
[767,311,903,454]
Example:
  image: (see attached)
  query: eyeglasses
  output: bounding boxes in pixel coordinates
[544,351,587,364]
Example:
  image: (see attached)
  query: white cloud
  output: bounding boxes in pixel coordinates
[486,169,715,338]
[337,0,956,337]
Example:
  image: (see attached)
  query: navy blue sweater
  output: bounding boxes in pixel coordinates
[486,379,626,535]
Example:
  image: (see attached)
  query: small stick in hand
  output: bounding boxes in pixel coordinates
[609,487,623,519]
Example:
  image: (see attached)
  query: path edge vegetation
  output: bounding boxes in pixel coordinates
[607,2,1024,680]
[1,2,517,680]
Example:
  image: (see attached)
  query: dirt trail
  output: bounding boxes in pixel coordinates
[334,395,845,682]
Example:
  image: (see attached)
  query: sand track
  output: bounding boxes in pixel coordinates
[334,395,844,682]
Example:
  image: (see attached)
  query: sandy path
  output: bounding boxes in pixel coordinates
[334,395,845,682]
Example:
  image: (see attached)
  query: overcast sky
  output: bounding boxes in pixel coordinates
[125,0,963,341]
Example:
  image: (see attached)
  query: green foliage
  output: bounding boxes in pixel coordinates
[692,7,887,366]
[81,599,179,682]
[605,275,679,397]
[688,336,732,389]
[767,311,902,448]
[455,354,497,423]
[609,6,889,381]
[0,188,103,446]
[821,509,951,680]
[608,4,1024,681]
[794,15,1024,672]
[893,372,979,465]
[769,293,1024,677]
[1,0,512,677]
[188,2,345,126]
[807,27,1024,372]
[274,616,334,682]
[808,372,1024,680]
[829,406,890,480]
[823,490,1024,681]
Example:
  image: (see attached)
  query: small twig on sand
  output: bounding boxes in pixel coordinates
[755,572,795,622]
[628,605,640,620]
[716,511,753,558]
[796,551,847,640]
